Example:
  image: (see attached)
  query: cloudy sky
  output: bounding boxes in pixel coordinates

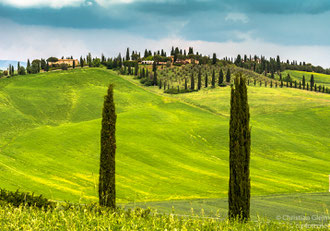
[1,0,330,67]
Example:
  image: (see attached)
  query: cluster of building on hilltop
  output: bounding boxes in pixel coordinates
[49,56,199,67]
[48,59,79,67]
[140,56,199,65]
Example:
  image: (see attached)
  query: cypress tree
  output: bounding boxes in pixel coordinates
[226,69,231,83]
[99,84,116,209]
[27,59,31,74]
[190,73,195,90]
[229,74,251,221]
[294,80,297,88]
[307,83,309,91]
[212,53,217,65]
[126,48,130,61]
[270,81,273,88]
[212,70,215,88]
[205,73,208,88]
[153,70,157,86]
[310,75,314,90]
[185,78,187,90]
[198,69,202,90]
[302,75,305,89]
[80,56,84,68]
[45,61,49,72]
[219,69,224,86]
[135,62,138,76]
[73,60,75,69]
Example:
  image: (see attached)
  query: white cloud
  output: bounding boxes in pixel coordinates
[1,19,330,69]
[0,0,86,8]
[94,0,172,6]
[225,13,249,24]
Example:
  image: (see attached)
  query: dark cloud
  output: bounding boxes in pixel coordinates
[0,0,330,46]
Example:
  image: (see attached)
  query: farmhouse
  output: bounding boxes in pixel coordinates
[49,59,79,66]
[175,58,199,65]
[141,60,154,65]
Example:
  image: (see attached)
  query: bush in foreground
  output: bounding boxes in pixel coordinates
[0,188,55,209]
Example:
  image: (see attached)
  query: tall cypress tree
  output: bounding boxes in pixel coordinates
[27,59,31,74]
[205,73,208,88]
[190,73,195,90]
[212,69,215,88]
[302,75,305,89]
[198,69,202,90]
[229,75,251,221]
[126,48,130,61]
[226,69,231,83]
[134,62,138,76]
[99,84,117,209]
[185,78,187,90]
[219,69,224,86]
[212,53,217,65]
[310,75,314,91]
[153,70,157,86]
[45,61,49,72]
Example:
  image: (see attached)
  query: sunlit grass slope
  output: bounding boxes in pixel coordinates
[0,68,329,203]
[280,70,330,87]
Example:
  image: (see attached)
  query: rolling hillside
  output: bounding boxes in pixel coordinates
[279,70,330,88]
[0,68,329,204]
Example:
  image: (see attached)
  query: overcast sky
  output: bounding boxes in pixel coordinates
[1,0,330,68]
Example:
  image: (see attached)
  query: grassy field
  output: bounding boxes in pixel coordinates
[0,68,329,208]
[123,192,330,223]
[278,70,330,88]
[3,203,328,230]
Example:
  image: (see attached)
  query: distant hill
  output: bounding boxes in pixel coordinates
[0,60,27,70]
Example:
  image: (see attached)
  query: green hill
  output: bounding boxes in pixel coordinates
[0,68,329,204]
[279,70,330,88]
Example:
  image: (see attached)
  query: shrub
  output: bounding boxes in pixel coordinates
[0,188,55,209]
[60,64,69,70]
[164,88,195,94]
[18,66,26,75]
[140,78,154,86]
